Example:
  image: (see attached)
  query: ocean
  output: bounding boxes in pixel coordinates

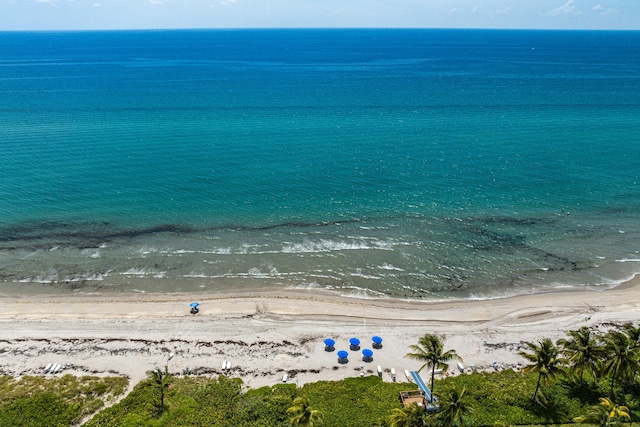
[1,29,639,299]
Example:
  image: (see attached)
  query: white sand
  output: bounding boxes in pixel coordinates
[1,276,639,393]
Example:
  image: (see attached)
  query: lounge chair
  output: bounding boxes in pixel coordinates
[404,369,412,382]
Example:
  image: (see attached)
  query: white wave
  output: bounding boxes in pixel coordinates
[231,267,280,278]
[281,238,394,254]
[466,289,537,301]
[81,273,107,281]
[121,268,161,277]
[49,246,60,252]
[18,271,108,284]
[18,273,59,284]
[338,285,388,299]
[379,263,404,271]
[289,281,326,290]
[136,247,158,255]
[350,271,381,280]
[616,258,640,263]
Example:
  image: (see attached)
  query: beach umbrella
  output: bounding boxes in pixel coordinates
[324,338,336,352]
[337,350,349,362]
[349,337,360,346]
[372,335,383,348]
[189,302,200,315]
[362,348,373,358]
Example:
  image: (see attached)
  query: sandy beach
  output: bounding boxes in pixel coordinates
[1,277,639,394]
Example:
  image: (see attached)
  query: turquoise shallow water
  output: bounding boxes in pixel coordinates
[1,29,639,298]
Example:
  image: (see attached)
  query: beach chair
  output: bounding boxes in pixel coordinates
[377,366,382,378]
[391,368,396,382]
[282,373,288,383]
[457,362,465,373]
[405,369,412,382]
[222,360,228,370]
[226,361,232,370]
[44,363,53,373]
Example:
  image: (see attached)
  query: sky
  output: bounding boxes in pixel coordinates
[1,0,639,31]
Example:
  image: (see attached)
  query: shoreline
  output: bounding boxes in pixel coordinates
[1,275,639,392]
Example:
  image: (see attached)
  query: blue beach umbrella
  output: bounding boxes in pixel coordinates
[349,338,360,346]
[324,338,336,352]
[337,350,349,359]
[190,302,199,308]
[362,348,373,359]
[372,335,383,348]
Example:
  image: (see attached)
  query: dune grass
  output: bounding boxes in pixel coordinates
[0,374,128,427]
[2,369,638,426]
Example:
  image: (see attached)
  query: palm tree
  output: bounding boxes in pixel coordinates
[601,330,640,396]
[574,397,630,427]
[518,338,564,402]
[557,326,602,385]
[406,334,461,401]
[147,365,172,413]
[622,322,640,348]
[437,385,474,427]
[287,396,324,427]
[388,404,431,427]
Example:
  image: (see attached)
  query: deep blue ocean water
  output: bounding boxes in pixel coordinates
[1,29,639,299]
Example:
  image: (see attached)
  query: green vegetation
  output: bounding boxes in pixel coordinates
[82,374,410,427]
[1,322,639,426]
[0,374,127,427]
[287,396,324,426]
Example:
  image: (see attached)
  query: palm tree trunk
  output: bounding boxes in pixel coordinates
[579,368,584,386]
[430,364,436,402]
[610,370,616,398]
[532,373,541,401]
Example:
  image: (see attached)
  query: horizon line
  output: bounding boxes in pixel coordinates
[2,26,640,34]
